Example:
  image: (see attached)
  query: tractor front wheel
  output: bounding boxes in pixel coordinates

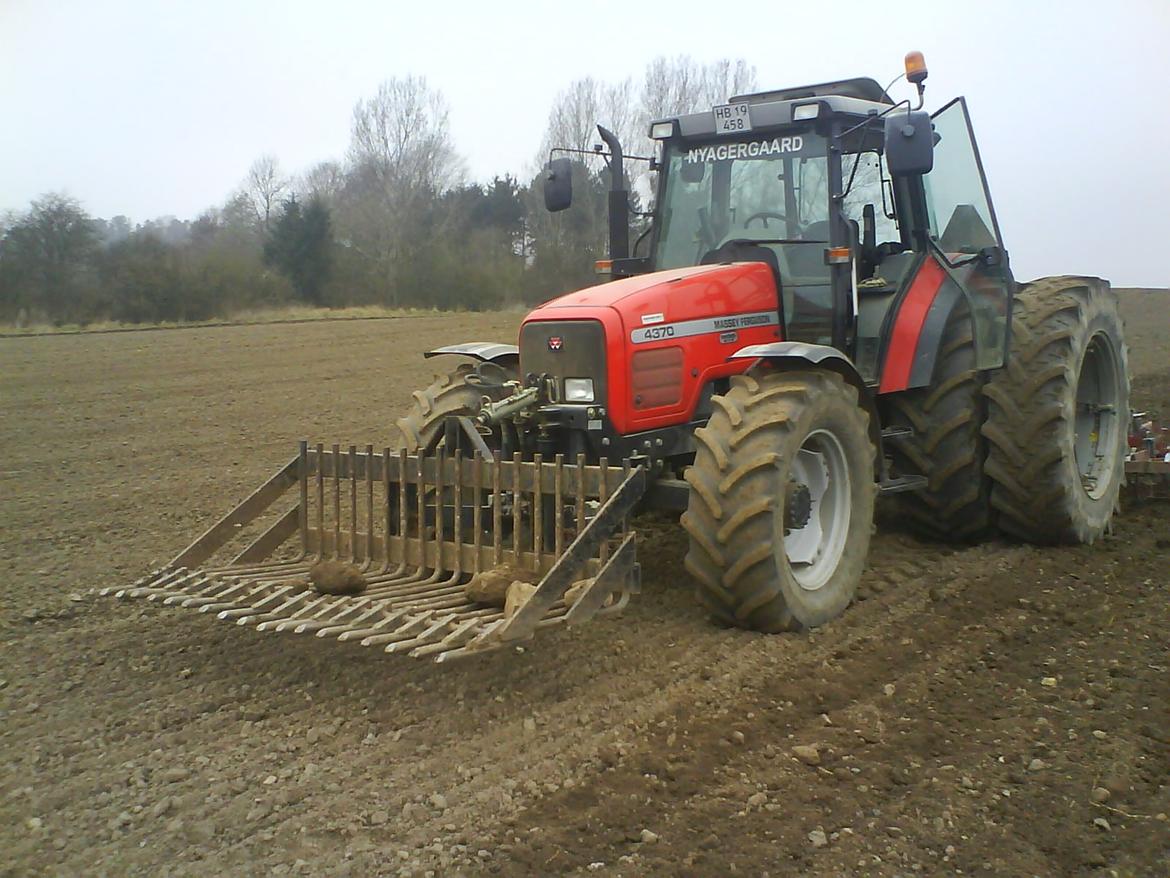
[395,361,517,453]
[682,370,875,632]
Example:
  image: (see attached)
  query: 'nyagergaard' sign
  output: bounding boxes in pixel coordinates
[685,136,805,163]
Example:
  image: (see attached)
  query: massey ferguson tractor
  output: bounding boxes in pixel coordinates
[109,53,1131,661]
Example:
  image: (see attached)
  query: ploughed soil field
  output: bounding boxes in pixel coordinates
[2,292,1168,878]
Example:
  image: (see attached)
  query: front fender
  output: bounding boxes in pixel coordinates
[423,342,519,366]
[728,341,881,459]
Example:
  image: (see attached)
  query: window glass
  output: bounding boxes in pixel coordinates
[924,101,1000,255]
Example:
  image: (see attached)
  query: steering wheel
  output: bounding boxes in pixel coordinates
[744,210,790,229]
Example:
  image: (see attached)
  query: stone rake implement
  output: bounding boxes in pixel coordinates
[103,443,646,663]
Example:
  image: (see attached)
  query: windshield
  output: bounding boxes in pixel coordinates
[653,131,831,272]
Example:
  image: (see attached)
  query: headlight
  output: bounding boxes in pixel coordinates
[649,121,676,139]
[564,378,595,402]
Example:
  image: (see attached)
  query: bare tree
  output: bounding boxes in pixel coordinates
[300,160,346,205]
[348,76,463,195]
[244,154,290,231]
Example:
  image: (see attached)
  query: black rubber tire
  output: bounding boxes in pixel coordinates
[395,363,515,452]
[884,298,992,541]
[681,370,875,632]
[981,276,1129,544]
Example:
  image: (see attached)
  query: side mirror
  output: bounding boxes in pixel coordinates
[883,110,934,176]
[543,157,572,212]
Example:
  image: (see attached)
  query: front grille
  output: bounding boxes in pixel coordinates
[520,320,607,405]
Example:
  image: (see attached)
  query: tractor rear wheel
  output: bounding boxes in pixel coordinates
[396,361,517,453]
[884,297,992,541]
[981,276,1129,543]
[682,370,875,632]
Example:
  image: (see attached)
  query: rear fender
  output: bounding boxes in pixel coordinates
[728,342,881,466]
[423,342,519,369]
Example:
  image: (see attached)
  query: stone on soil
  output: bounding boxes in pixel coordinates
[309,560,367,596]
[793,744,821,765]
[464,565,536,606]
[504,581,538,619]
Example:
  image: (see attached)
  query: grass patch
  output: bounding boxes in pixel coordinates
[0,304,520,337]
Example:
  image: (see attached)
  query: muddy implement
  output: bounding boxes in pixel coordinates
[1125,460,1170,501]
[103,443,645,662]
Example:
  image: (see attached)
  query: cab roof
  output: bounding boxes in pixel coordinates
[653,77,893,140]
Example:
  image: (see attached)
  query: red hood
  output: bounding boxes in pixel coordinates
[529,263,778,330]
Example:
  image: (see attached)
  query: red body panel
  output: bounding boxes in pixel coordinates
[523,264,782,434]
[879,257,947,394]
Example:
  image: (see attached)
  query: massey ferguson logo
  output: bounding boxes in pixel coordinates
[547,336,563,351]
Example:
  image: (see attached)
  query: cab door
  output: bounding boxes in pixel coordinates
[924,97,1015,370]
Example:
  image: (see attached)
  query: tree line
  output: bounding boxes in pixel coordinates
[0,58,755,326]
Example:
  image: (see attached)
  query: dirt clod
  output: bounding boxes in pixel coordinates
[309,561,366,596]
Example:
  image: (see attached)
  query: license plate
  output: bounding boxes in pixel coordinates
[713,103,752,135]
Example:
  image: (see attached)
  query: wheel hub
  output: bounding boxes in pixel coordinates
[785,483,812,531]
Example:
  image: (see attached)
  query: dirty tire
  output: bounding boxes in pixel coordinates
[681,370,875,632]
[981,276,1129,543]
[885,298,991,541]
[395,363,515,453]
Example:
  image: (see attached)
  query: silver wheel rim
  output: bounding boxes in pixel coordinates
[1074,332,1122,500]
[784,428,851,591]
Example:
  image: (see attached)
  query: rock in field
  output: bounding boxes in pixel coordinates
[309,560,367,596]
[504,581,538,619]
[464,565,535,606]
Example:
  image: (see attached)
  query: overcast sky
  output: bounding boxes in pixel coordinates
[2,0,1167,286]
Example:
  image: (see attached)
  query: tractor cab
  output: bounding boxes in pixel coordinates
[549,55,1016,391]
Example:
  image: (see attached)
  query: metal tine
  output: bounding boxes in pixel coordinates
[256,590,338,631]
[168,575,256,607]
[233,589,319,627]
[554,454,564,559]
[116,568,199,599]
[576,452,586,542]
[435,448,446,575]
[298,440,309,561]
[364,444,375,570]
[313,600,398,639]
[409,616,493,658]
[191,579,293,613]
[141,573,225,604]
[315,442,325,560]
[215,585,298,620]
[599,457,610,563]
[452,449,463,577]
[360,610,435,647]
[532,452,543,573]
[331,604,413,641]
[101,567,173,598]
[218,582,312,621]
[291,594,383,634]
[203,558,309,576]
[492,454,502,566]
[472,453,483,570]
[332,443,341,559]
[622,459,632,540]
[512,452,522,567]
[349,444,358,565]
[394,447,410,576]
[387,611,489,654]
[283,592,389,634]
[384,612,461,653]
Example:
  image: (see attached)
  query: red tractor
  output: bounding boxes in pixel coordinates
[115,54,1129,661]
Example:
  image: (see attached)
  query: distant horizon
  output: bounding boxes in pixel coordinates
[2,0,1167,287]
